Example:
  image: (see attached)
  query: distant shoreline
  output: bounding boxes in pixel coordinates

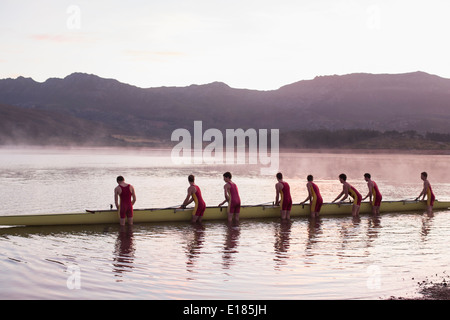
[1,144,450,155]
[278,147,450,155]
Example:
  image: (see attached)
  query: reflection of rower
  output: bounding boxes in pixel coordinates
[275,172,292,220]
[185,223,205,273]
[300,175,323,218]
[222,224,240,270]
[274,220,292,270]
[305,216,323,255]
[332,173,362,217]
[112,227,135,277]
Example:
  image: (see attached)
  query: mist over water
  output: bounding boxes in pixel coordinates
[279,152,450,183]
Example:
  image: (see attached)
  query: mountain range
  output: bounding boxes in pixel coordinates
[0,71,449,147]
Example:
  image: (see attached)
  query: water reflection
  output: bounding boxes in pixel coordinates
[367,215,381,233]
[306,217,323,253]
[222,222,240,270]
[1,211,450,299]
[365,215,382,248]
[420,213,434,240]
[185,223,205,274]
[112,226,135,279]
[273,220,292,270]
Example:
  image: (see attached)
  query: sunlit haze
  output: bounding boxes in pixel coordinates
[1,0,450,90]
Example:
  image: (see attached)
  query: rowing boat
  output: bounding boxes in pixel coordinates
[0,200,449,227]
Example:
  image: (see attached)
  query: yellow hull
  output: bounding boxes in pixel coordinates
[0,200,448,227]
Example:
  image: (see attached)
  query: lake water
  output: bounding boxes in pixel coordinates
[0,147,449,300]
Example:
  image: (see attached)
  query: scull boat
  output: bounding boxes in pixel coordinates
[0,200,449,227]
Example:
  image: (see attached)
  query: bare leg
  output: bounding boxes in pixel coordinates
[117,208,125,226]
[310,207,318,219]
[352,205,360,216]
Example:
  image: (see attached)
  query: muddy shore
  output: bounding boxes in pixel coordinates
[389,272,450,300]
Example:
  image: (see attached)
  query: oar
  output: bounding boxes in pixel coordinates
[402,198,420,203]
[148,205,189,213]
[246,201,274,207]
[329,201,353,207]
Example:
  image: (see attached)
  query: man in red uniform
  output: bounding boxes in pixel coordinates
[332,173,362,217]
[114,176,136,226]
[219,172,241,224]
[362,173,382,215]
[300,175,323,218]
[415,171,435,215]
[275,172,292,220]
[181,174,206,223]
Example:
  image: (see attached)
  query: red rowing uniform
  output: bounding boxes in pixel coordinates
[279,181,292,211]
[348,185,362,206]
[371,181,382,207]
[309,182,323,213]
[192,185,206,216]
[228,182,241,214]
[426,184,435,207]
[119,184,133,219]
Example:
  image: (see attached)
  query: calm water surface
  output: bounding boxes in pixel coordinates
[0,147,449,299]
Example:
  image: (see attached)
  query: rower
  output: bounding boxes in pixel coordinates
[332,173,362,217]
[362,173,382,215]
[219,172,241,224]
[114,176,136,226]
[274,172,292,220]
[415,171,435,215]
[300,175,323,218]
[180,174,206,223]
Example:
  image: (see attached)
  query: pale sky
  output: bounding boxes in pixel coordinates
[1,0,450,90]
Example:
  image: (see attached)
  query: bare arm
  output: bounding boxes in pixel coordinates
[363,182,373,201]
[219,184,230,206]
[130,185,136,206]
[300,183,312,205]
[114,186,120,209]
[416,181,428,200]
[333,185,348,203]
[181,186,195,208]
[275,183,282,205]
[332,191,344,203]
